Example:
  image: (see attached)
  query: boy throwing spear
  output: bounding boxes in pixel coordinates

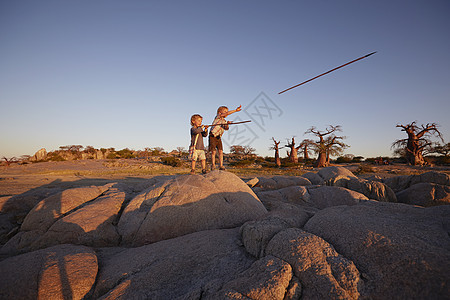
[209,105,242,170]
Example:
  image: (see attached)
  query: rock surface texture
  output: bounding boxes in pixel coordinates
[1,167,449,299]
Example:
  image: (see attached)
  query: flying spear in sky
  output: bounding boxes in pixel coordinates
[278,51,377,94]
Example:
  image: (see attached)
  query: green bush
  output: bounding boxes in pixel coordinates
[355,164,374,174]
[161,157,183,167]
[335,156,352,164]
[106,153,119,159]
[48,155,65,162]
[116,148,135,159]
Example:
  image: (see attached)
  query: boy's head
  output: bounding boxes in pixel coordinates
[190,114,203,126]
[217,106,228,115]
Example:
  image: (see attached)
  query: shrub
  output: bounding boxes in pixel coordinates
[161,157,183,167]
[355,164,374,174]
[106,153,119,159]
[48,155,65,162]
[335,156,352,164]
[116,148,135,159]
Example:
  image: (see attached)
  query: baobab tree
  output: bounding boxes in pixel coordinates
[285,137,301,163]
[392,122,443,166]
[305,125,348,167]
[2,157,17,167]
[299,139,315,160]
[270,137,282,167]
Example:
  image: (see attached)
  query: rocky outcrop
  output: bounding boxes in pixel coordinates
[93,228,256,299]
[306,166,398,203]
[32,148,47,161]
[332,177,397,202]
[396,182,450,206]
[2,184,112,254]
[317,166,358,183]
[266,228,362,299]
[210,255,297,299]
[32,188,125,249]
[257,184,368,210]
[304,202,450,299]
[118,171,267,246]
[1,167,449,299]
[0,244,97,299]
[381,171,450,207]
[384,171,450,192]
[247,175,311,191]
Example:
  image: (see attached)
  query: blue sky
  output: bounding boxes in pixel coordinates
[1,0,449,159]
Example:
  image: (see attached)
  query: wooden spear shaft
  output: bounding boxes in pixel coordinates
[202,120,252,127]
[278,51,377,94]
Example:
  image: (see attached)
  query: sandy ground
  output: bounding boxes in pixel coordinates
[1,159,449,199]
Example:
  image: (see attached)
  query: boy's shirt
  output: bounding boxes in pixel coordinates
[209,115,229,137]
[190,126,208,150]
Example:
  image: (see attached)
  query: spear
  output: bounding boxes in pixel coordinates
[202,120,252,127]
[278,51,377,94]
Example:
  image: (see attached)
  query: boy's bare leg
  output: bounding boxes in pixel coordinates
[201,159,206,173]
[191,160,196,173]
[218,150,224,169]
[211,150,216,169]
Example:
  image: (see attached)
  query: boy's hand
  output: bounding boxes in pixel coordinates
[203,125,209,129]
[236,105,242,112]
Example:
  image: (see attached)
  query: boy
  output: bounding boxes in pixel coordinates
[190,114,209,174]
[209,105,242,170]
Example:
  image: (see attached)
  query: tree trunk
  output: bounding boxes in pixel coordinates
[286,138,299,163]
[272,138,281,167]
[275,151,281,167]
[314,151,328,167]
[303,147,309,160]
[406,135,425,165]
[289,148,298,163]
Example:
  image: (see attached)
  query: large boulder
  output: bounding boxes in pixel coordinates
[240,217,292,258]
[317,166,358,183]
[94,228,256,299]
[0,244,97,299]
[384,171,450,193]
[396,182,450,207]
[2,184,112,254]
[314,166,396,202]
[302,171,325,185]
[21,184,111,232]
[31,188,126,249]
[250,175,311,190]
[257,185,368,210]
[266,228,362,299]
[333,177,397,202]
[304,202,450,299]
[210,255,297,299]
[32,148,47,161]
[118,171,267,246]
[306,185,368,209]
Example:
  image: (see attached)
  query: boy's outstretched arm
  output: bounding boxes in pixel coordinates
[221,105,242,117]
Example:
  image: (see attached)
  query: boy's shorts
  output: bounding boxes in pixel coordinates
[209,135,223,152]
[191,149,206,161]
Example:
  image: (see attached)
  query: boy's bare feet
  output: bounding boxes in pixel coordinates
[190,169,195,174]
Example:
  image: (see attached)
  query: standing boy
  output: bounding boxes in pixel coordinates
[209,105,242,170]
[190,114,209,174]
